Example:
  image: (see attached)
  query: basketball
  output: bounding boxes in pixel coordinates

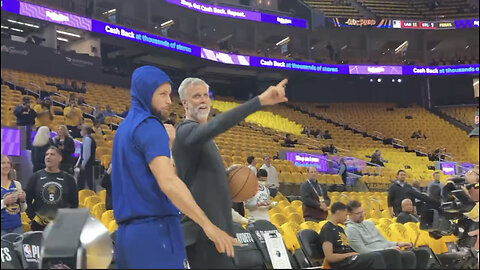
[226,164,259,202]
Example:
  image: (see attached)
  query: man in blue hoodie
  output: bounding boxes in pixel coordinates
[111,66,238,269]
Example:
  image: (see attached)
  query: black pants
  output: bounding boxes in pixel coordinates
[186,238,236,269]
[330,251,386,269]
[31,220,46,231]
[78,165,95,191]
[412,248,431,269]
[378,249,416,269]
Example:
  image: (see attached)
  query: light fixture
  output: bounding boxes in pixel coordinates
[56,30,81,38]
[369,78,374,82]
[10,27,24,32]
[397,78,402,83]
[1,25,9,29]
[7,19,40,28]
[57,37,69,42]
[395,41,408,54]
[160,19,174,29]
[102,8,116,15]
[377,78,382,83]
[392,79,396,83]
[276,37,290,46]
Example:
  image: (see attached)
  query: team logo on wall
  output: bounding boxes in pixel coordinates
[41,182,63,204]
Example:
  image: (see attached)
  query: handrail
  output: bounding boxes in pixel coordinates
[392,137,405,149]
[352,124,365,132]
[372,131,384,140]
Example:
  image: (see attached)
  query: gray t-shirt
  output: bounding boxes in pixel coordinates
[172,97,262,245]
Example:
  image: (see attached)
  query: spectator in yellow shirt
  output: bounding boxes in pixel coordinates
[33,97,53,128]
[63,101,83,137]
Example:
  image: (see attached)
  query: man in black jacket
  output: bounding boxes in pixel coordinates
[26,146,78,231]
[172,77,288,268]
[300,166,330,222]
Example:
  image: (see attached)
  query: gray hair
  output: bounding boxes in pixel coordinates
[178,77,209,100]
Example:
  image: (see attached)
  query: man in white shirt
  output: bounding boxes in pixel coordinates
[259,155,279,197]
[247,156,257,175]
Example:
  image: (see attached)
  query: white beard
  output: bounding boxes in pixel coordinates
[188,102,210,122]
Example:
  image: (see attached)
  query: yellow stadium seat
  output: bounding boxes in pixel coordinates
[84,195,102,209]
[101,210,115,227]
[91,202,106,220]
[97,189,107,203]
[108,220,118,233]
[78,189,96,207]
[288,212,304,225]
[271,213,288,227]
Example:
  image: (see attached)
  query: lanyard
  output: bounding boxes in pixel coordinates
[307,179,322,197]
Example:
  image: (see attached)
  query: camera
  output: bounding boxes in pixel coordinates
[420,188,476,244]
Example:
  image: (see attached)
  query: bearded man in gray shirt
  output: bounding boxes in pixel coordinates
[172,77,288,268]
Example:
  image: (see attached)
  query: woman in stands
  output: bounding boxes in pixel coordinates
[1,155,27,236]
[31,126,53,172]
[52,125,75,174]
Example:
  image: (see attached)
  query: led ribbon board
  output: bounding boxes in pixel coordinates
[1,0,479,76]
[164,0,308,29]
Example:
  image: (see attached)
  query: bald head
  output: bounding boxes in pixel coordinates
[401,199,413,213]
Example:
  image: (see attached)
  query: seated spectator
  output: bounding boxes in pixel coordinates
[319,202,386,269]
[322,144,338,155]
[323,130,332,139]
[411,130,421,139]
[396,199,419,224]
[282,133,298,147]
[33,97,54,128]
[301,127,310,136]
[370,150,387,167]
[93,104,105,124]
[13,96,37,126]
[411,130,427,139]
[71,81,78,91]
[93,120,105,135]
[429,148,445,162]
[103,104,116,117]
[79,82,87,93]
[52,125,75,174]
[345,201,420,269]
[31,126,53,173]
[1,155,27,236]
[58,79,71,91]
[100,163,112,210]
[77,95,85,106]
[244,169,274,222]
[26,147,78,231]
[118,105,129,118]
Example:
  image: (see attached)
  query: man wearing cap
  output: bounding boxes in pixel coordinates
[111,66,238,269]
[33,97,54,128]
